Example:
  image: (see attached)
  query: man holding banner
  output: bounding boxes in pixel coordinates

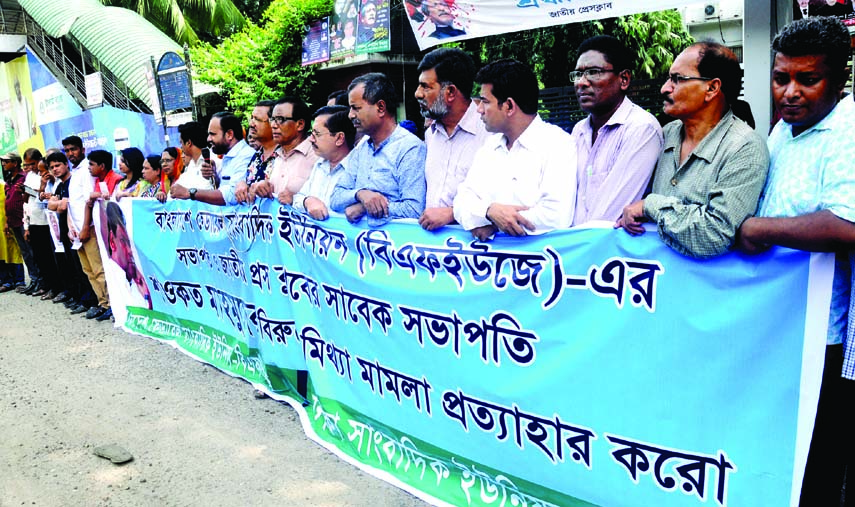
[331,73,426,226]
[570,35,662,225]
[453,59,575,241]
[415,47,488,231]
[616,42,769,259]
[736,16,855,506]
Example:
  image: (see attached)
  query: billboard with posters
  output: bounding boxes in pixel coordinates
[356,0,391,54]
[404,0,698,51]
[302,17,331,66]
[329,0,360,59]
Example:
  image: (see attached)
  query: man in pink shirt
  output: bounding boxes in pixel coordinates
[415,47,490,231]
[570,35,663,225]
[250,96,317,205]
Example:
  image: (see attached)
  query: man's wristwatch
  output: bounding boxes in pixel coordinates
[189,188,197,200]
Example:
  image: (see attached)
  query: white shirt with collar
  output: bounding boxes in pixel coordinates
[453,115,576,234]
[175,155,215,191]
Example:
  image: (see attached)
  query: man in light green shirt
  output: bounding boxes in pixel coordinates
[616,42,769,259]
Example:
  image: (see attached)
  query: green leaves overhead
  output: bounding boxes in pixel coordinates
[456,10,694,88]
[190,0,333,117]
[99,0,247,45]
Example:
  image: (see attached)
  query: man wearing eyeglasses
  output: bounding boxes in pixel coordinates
[250,96,317,205]
[616,42,769,259]
[415,47,489,231]
[570,36,662,226]
[292,106,356,220]
[736,17,855,506]
[234,100,279,203]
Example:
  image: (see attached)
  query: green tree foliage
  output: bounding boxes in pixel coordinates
[99,0,247,45]
[190,0,333,117]
[458,10,694,88]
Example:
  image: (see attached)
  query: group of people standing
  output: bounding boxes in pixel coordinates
[0,13,852,504]
[0,139,184,321]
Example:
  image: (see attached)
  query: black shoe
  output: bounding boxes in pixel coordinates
[63,299,79,308]
[85,306,106,319]
[70,304,89,315]
[23,281,39,295]
[94,308,113,322]
[53,292,71,304]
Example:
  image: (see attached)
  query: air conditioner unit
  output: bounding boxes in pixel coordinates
[704,3,719,19]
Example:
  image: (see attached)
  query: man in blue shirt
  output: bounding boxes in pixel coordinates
[737,17,855,506]
[330,73,426,227]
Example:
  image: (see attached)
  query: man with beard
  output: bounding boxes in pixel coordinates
[172,112,254,205]
[616,43,769,259]
[104,201,151,310]
[570,36,663,225]
[235,100,279,203]
[414,48,488,231]
[63,135,99,313]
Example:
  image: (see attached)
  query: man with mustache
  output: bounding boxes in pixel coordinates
[570,35,662,225]
[249,96,317,206]
[414,47,488,231]
[736,17,855,505]
[616,42,769,259]
[330,72,426,226]
[292,105,356,220]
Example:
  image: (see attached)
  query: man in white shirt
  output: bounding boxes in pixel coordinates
[172,121,214,196]
[292,106,356,220]
[415,47,489,231]
[453,59,576,241]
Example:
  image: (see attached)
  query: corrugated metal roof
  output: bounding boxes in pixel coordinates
[18,0,190,110]
[16,0,100,37]
[71,6,182,108]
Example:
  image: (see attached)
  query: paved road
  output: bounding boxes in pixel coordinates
[0,291,429,507]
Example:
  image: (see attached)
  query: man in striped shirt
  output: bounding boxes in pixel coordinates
[415,48,489,231]
[570,36,663,225]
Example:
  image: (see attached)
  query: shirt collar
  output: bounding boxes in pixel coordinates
[224,139,250,159]
[663,109,737,163]
[431,100,482,138]
[603,96,634,127]
[281,137,313,158]
[792,94,853,136]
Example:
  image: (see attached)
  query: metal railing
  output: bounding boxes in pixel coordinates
[17,12,148,114]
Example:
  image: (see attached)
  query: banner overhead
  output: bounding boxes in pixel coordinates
[99,198,830,507]
[404,0,696,50]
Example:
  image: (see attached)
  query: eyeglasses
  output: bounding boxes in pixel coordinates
[311,129,334,138]
[161,157,174,164]
[270,116,295,125]
[251,116,269,123]
[569,68,616,83]
[666,74,713,86]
